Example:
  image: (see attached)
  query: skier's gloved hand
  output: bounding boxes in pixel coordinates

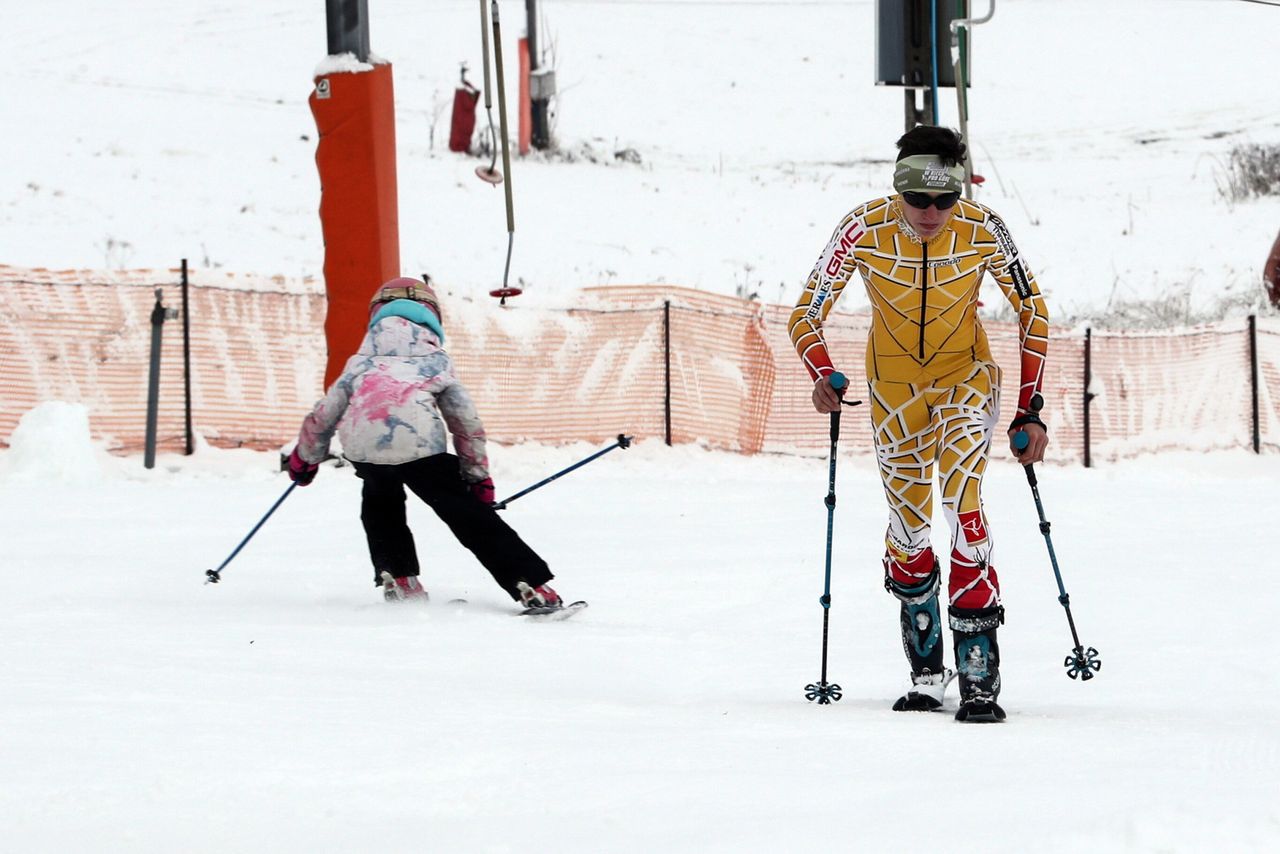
[288,448,319,486]
[470,477,496,506]
[1008,414,1048,464]
[1009,393,1049,464]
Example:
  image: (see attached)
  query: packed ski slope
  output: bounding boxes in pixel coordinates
[2,405,1279,852]
[4,0,1280,321]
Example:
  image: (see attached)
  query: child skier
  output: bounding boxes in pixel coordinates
[286,276,564,610]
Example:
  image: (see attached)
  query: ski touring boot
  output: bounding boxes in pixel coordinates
[887,561,954,712]
[381,571,429,603]
[894,670,956,712]
[950,605,1006,723]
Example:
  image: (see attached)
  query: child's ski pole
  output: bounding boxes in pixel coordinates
[204,482,298,584]
[494,434,633,510]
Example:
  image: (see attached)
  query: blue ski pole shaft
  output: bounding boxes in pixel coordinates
[494,433,633,510]
[819,404,840,683]
[1012,400,1076,639]
[1020,461,1082,646]
[806,371,861,705]
[1015,415,1101,680]
[205,481,299,584]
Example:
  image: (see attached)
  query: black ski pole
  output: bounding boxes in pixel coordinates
[805,372,863,704]
[1013,394,1102,680]
[494,434,633,510]
[204,482,299,584]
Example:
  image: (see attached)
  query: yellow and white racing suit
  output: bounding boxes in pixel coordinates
[789,195,1049,610]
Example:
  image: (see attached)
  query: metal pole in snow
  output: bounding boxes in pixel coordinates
[145,289,166,469]
[182,259,194,455]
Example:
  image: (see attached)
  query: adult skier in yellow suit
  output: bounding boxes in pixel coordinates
[789,126,1049,723]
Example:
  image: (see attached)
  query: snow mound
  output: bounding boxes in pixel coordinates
[2,401,101,482]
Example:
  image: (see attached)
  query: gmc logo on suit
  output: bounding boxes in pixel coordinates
[824,222,865,277]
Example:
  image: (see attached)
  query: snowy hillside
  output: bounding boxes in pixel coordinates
[5,0,1280,322]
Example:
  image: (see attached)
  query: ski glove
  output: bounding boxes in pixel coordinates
[288,448,319,486]
[470,477,496,506]
[1008,411,1047,434]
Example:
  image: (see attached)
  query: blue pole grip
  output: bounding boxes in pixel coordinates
[1013,431,1030,451]
[829,371,847,392]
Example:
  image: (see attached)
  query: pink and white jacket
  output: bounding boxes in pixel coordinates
[296,316,489,481]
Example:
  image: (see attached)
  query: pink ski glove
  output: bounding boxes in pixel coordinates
[288,448,319,486]
[470,477,496,506]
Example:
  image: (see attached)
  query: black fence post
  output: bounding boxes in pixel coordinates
[1249,314,1260,454]
[663,300,672,446]
[1083,327,1094,468]
[181,259,194,455]
[145,288,178,469]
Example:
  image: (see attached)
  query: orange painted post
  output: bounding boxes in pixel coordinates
[518,37,532,156]
[308,61,401,388]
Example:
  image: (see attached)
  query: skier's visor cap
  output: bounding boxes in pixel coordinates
[893,154,964,195]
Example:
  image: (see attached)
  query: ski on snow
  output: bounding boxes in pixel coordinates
[516,600,589,621]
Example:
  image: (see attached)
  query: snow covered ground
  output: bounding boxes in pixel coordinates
[5,0,1280,321]
[2,406,1278,851]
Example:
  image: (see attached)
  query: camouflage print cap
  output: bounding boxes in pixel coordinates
[893,154,964,193]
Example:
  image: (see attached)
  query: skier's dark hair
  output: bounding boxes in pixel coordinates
[895,126,967,166]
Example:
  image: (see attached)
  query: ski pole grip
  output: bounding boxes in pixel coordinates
[827,372,847,441]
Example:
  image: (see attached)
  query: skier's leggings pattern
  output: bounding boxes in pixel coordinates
[872,362,1002,610]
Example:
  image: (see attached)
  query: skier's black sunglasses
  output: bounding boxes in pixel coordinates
[901,191,961,211]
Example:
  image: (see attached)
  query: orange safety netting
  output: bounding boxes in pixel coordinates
[2,265,1278,462]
